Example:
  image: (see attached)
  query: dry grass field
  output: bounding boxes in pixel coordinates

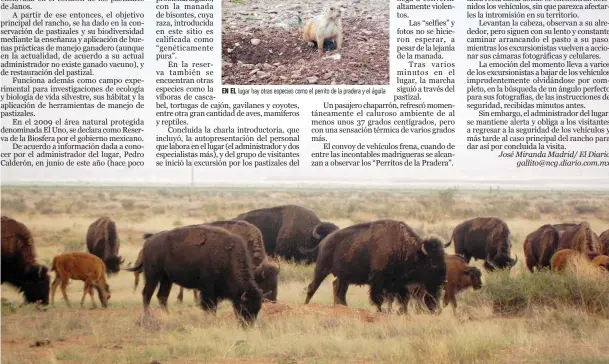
[1,186,609,364]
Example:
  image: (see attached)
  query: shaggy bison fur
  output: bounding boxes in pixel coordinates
[126,224,263,326]
[50,252,111,308]
[234,205,339,264]
[556,222,603,254]
[599,229,609,255]
[523,224,561,272]
[304,219,447,313]
[86,216,123,274]
[448,217,518,271]
[592,255,609,271]
[1,216,50,305]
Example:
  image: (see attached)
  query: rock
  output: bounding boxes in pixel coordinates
[227,48,233,53]
[273,22,289,29]
[326,54,341,61]
[258,72,271,79]
[362,29,372,36]
[234,42,240,47]
[249,69,259,75]
[251,38,261,45]
[279,76,288,81]
[262,63,273,70]
[323,72,333,80]
[307,76,319,84]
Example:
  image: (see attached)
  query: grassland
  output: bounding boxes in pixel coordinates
[1,186,609,364]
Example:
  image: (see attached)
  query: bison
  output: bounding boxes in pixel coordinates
[523,224,561,272]
[550,248,603,272]
[205,220,280,302]
[448,217,518,271]
[385,254,482,315]
[125,224,263,326]
[599,229,609,255]
[50,252,111,308]
[234,205,339,264]
[1,216,50,305]
[304,219,447,313]
[86,216,123,274]
[556,221,603,254]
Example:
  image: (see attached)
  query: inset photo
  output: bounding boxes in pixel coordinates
[221,0,390,85]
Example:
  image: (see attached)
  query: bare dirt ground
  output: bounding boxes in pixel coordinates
[221,0,390,85]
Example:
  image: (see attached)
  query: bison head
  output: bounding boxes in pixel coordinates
[104,255,123,275]
[254,259,280,302]
[489,254,518,271]
[235,284,263,327]
[95,283,111,308]
[464,266,483,290]
[22,265,50,305]
[416,236,448,313]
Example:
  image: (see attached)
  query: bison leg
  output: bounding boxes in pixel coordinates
[333,279,349,306]
[368,273,385,312]
[142,276,159,315]
[80,282,90,307]
[59,278,71,308]
[156,276,173,312]
[304,268,331,304]
[177,286,184,303]
[87,285,98,308]
[50,275,61,305]
[198,285,218,314]
[193,290,199,303]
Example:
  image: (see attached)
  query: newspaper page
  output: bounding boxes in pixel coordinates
[1,0,609,362]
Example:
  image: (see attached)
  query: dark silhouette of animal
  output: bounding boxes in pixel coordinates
[448,217,518,271]
[125,224,263,326]
[1,216,50,305]
[134,220,280,303]
[304,219,447,313]
[86,216,123,274]
[599,229,609,255]
[205,220,280,302]
[550,248,603,272]
[556,221,602,253]
[234,205,339,264]
[592,255,609,271]
[523,224,561,272]
[50,252,111,308]
[385,254,482,314]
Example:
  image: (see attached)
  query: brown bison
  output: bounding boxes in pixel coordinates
[304,219,447,313]
[234,205,339,264]
[125,224,263,326]
[599,229,609,255]
[448,217,518,271]
[523,224,561,272]
[86,216,123,274]
[50,252,111,308]
[550,248,603,272]
[592,255,609,271]
[556,221,602,254]
[1,216,51,305]
[205,220,280,302]
[385,254,482,314]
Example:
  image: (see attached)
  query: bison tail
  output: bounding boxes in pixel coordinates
[123,263,142,272]
[444,238,452,248]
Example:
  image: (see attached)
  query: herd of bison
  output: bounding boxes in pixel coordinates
[2,204,609,326]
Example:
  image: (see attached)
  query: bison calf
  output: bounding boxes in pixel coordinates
[385,254,482,314]
[51,252,111,308]
[550,249,603,272]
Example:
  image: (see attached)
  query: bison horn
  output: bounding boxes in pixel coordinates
[241,292,248,302]
[261,269,266,280]
[421,243,428,256]
[511,255,519,267]
[312,226,322,240]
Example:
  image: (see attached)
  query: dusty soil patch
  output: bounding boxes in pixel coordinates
[222,18,389,85]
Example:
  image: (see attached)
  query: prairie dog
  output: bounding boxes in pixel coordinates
[298,5,343,54]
